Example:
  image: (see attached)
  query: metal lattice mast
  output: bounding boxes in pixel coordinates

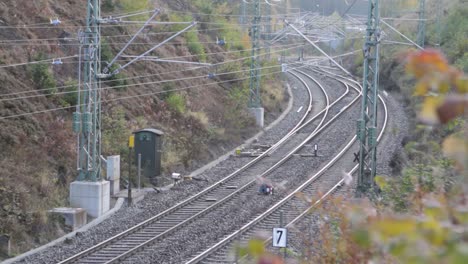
[357,0,380,196]
[74,0,102,181]
[249,0,261,108]
[417,0,426,48]
[241,0,247,30]
[264,2,272,60]
[436,0,442,46]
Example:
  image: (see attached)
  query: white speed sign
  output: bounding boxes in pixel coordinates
[272,228,287,248]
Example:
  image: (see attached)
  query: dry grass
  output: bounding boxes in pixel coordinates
[187,111,210,128]
[262,79,286,112]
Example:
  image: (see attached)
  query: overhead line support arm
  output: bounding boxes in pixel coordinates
[285,20,352,76]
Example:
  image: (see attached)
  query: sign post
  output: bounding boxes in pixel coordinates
[128,135,134,206]
[272,228,287,248]
[273,210,287,260]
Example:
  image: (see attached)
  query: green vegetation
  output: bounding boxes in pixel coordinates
[59,79,79,107]
[168,13,207,61]
[165,93,186,114]
[30,53,57,96]
[186,31,207,62]
[116,0,149,20]
[101,40,128,90]
[102,106,128,156]
[439,8,468,71]
[102,0,115,12]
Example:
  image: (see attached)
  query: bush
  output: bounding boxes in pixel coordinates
[117,0,149,20]
[160,82,174,100]
[101,40,128,90]
[59,79,78,107]
[102,106,128,155]
[165,93,186,114]
[30,53,57,96]
[186,31,207,62]
[102,0,115,12]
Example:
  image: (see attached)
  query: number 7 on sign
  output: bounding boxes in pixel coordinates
[272,228,287,248]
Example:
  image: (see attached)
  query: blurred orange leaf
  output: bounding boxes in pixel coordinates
[406,49,450,78]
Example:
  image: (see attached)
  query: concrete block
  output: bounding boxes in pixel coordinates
[109,179,120,196]
[70,181,110,218]
[249,107,264,127]
[49,208,87,231]
[107,155,120,180]
[107,156,120,195]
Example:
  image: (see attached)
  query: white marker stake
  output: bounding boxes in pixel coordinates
[297,106,303,113]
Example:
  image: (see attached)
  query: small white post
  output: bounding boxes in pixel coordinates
[138,153,142,190]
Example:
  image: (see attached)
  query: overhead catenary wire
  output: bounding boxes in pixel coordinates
[0,31,364,98]
[0,29,364,96]
[0,43,307,101]
[0,60,327,121]
[0,26,233,44]
[0,39,302,69]
[0,3,368,117]
[0,26,363,67]
[0,49,361,121]
[0,55,79,69]
[0,42,306,98]
[0,18,365,44]
[0,9,302,30]
[0,19,291,30]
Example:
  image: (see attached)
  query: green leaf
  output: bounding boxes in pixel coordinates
[375,175,389,189]
[389,241,407,256]
[372,218,417,239]
[247,238,265,257]
[352,228,371,248]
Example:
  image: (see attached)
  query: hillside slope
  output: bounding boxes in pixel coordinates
[0,0,286,257]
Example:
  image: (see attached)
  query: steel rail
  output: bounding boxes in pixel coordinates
[60,65,356,263]
[100,69,333,263]
[186,70,364,264]
[240,69,388,263]
[57,69,317,264]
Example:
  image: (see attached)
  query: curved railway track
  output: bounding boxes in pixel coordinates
[115,69,361,264]
[57,67,342,264]
[185,67,389,264]
[121,69,363,263]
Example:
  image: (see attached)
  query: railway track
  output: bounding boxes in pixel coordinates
[185,68,388,264]
[57,66,340,264]
[117,69,360,264]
